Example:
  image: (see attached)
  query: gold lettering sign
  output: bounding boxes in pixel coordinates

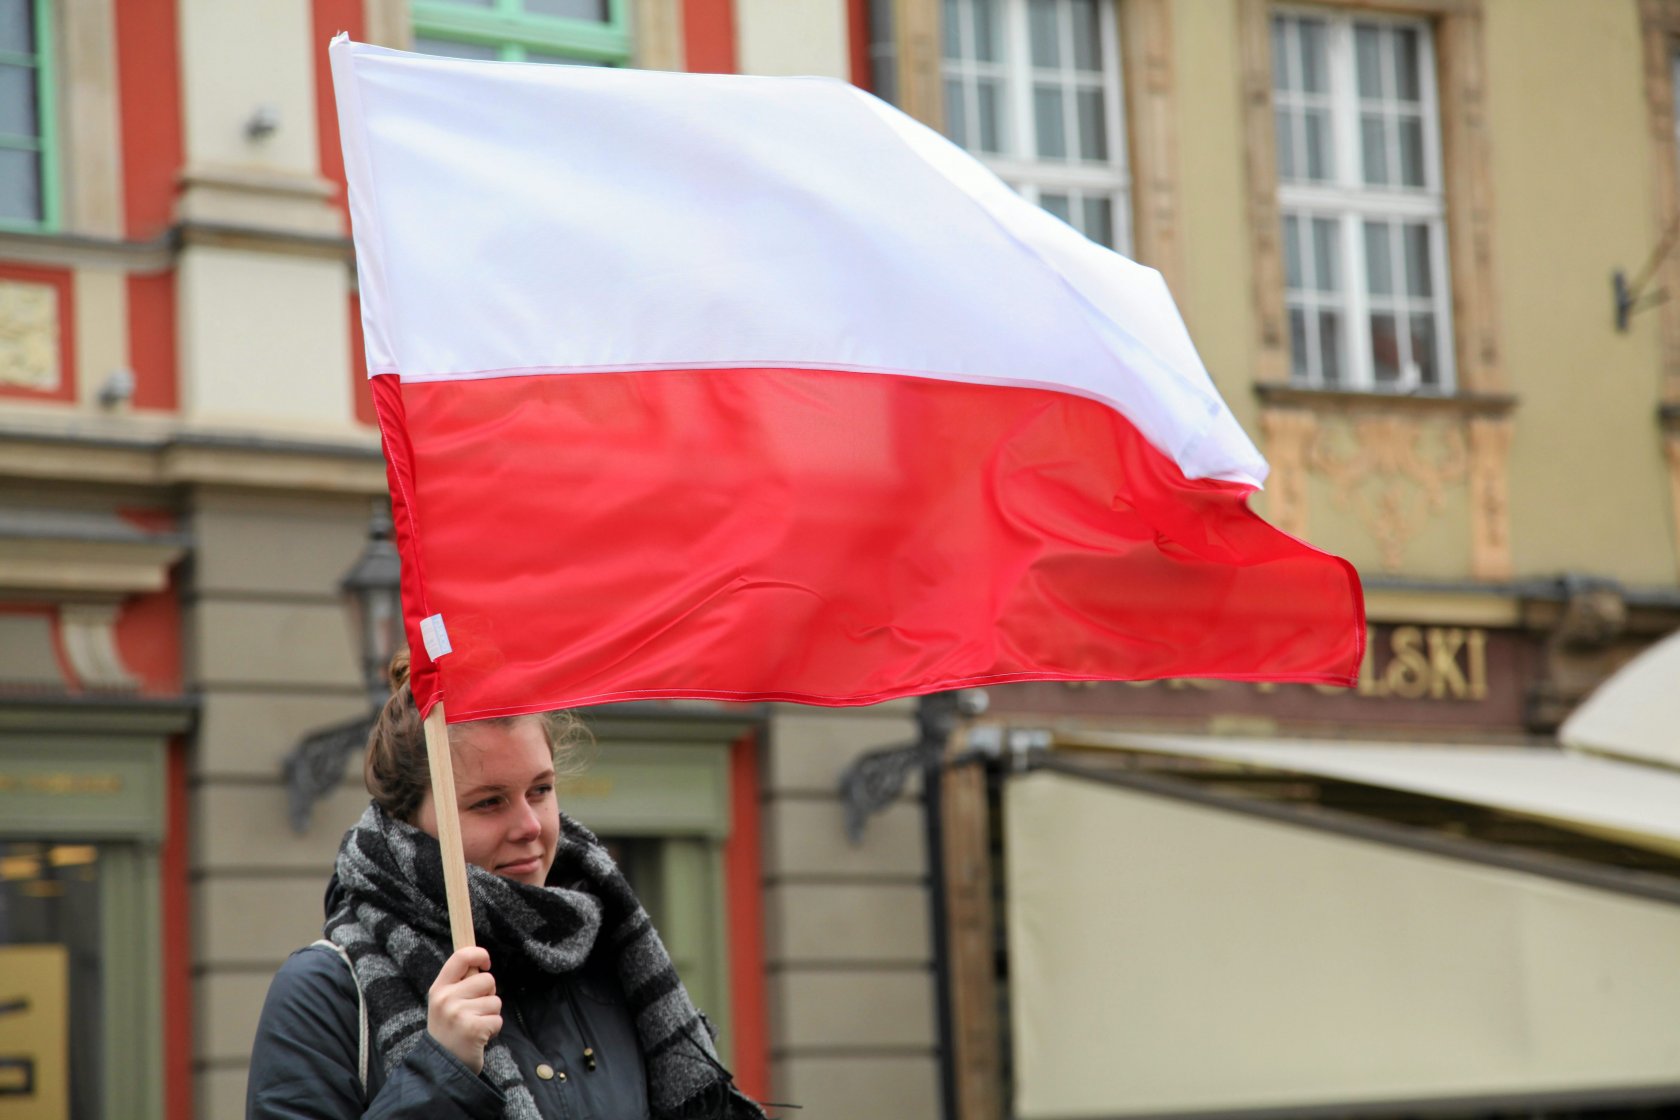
[556,776,615,799]
[0,773,124,795]
[1351,626,1488,701]
[1073,627,1491,702]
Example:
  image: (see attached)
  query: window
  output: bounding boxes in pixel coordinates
[412,0,631,66]
[1672,48,1680,178]
[0,0,55,230]
[0,727,175,1120]
[1273,10,1453,393]
[940,0,1129,252]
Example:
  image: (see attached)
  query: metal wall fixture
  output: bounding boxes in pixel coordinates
[281,501,403,834]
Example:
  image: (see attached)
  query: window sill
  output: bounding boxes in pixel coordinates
[1254,383,1518,417]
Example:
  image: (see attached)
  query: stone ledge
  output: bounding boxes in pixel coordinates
[1255,382,1519,417]
[176,164,344,239]
[0,414,383,494]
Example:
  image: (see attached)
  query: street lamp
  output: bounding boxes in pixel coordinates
[836,688,990,1120]
[281,500,404,833]
[339,502,403,707]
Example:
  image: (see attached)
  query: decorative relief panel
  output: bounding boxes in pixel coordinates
[59,603,141,691]
[0,281,60,390]
[1467,415,1514,580]
[1121,0,1185,300]
[1666,433,1680,576]
[1307,414,1468,573]
[1640,0,1680,399]
[1258,408,1316,539]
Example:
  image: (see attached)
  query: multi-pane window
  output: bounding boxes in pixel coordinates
[412,0,630,66]
[0,0,54,229]
[1273,10,1452,393]
[941,0,1129,252]
[1672,50,1680,176]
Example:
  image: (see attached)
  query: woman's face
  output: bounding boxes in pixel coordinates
[415,717,559,887]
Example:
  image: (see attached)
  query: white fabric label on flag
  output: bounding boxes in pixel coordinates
[420,614,452,660]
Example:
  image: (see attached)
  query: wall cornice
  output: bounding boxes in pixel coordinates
[0,415,384,495]
[1255,384,1517,418]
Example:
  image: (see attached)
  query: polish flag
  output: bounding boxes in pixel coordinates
[329,37,1364,720]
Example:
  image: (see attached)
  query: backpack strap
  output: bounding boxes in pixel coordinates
[312,939,369,1095]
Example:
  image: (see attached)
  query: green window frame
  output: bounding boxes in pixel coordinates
[0,732,173,1120]
[0,0,59,232]
[556,729,741,1062]
[412,0,632,66]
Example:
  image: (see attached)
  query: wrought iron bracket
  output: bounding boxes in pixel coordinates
[838,736,928,844]
[282,711,377,834]
[836,689,988,844]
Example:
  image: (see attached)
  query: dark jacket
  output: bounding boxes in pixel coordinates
[246,942,651,1119]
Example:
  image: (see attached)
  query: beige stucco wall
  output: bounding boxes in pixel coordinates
[71,266,127,409]
[177,246,353,426]
[761,704,939,1119]
[1487,0,1675,583]
[186,492,375,1120]
[177,0,320,176]
[1166,0,1678,587]
[735,0,851,79]
[1169,0,1259,446]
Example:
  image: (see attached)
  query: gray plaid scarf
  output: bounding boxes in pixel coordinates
[324,803,763,1119]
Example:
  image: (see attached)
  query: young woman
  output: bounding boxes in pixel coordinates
[247,652,762,1120]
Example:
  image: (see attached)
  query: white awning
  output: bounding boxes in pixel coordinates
[1063,732,1680,858]
[1005,769,1680,1120]
[1561,628,1680,771]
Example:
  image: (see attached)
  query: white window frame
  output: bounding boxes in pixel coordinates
[941,0,1131,254]
[1275,6,1455,394]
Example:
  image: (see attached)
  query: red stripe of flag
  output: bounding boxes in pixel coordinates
[375,369,1363,718]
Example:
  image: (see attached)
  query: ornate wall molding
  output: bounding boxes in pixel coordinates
[1666,433,1680,575]
[60,0,126,238]
[1236,0,1501,392]
[1435,5,1502,392]
[363,0,414,49]
[1258,407,1317,539]
[0,281,60,390]
[634,0,687,70]
[1466,414,1513,580]
[59,603,141,690]
[1120,0,1184,298]
[891,0,944,129]
[1307,414,1468,572]
[1640,0,1680,402]
[1237,0,1288,385]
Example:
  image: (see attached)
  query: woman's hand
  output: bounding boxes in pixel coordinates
[427,947,502,1074]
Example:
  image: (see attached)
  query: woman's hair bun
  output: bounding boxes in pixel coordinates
[387,648,411,693]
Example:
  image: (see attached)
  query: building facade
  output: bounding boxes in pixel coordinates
[0,2,1677,1119]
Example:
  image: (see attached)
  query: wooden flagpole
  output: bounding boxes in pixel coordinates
[422,701,477,950]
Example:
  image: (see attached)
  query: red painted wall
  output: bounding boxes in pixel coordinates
[115,0,183,413]
[113,10,187,1109]
[683,0,737,73]
[313,0,372,425]
[848,0,872,90]
[125,272,178,411]
[724,729,769,1100]
[161,738,191,1120]
[312,0,363,225]
[114,0,182,240]
[113,587,184,697]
